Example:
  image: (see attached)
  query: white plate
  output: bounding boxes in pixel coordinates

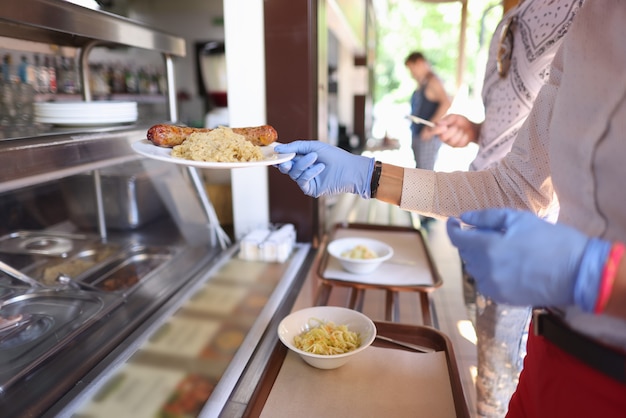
[35,115,138,126]
[131,139,295,169]
[35,109,137,117]
[34,101,138,126]
[34,101,137,110]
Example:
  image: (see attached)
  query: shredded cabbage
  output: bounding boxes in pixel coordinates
[293,318,361,355]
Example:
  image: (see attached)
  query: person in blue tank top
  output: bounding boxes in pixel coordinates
[404,52,451,170]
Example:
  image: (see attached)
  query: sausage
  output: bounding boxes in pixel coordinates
[146,124,278,148]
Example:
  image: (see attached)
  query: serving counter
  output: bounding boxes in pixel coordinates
[0,4,469,417]
[46,241,315,418]
[0,130,468,417]
[0,123,317,417]
[0,119,467,416]
[0,4,320,416]
[0,210,314,417]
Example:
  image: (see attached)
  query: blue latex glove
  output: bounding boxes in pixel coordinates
[446,208,612,312]
[274,141,375,198]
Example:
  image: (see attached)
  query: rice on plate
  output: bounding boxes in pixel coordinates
[171,126,264,162]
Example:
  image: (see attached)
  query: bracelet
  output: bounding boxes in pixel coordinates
[594,242,626,314]
[370,160,382,199]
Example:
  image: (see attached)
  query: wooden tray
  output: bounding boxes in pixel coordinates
[244,321,470,417]
[318,222,443,289]
[316,223,443,325]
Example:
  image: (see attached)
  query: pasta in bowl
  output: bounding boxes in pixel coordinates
[278,306,376,369]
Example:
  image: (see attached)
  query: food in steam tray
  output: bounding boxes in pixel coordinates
[146,123,278,163]
[159,374,215,418]
[294,319,362,355]
[341,244,378,260]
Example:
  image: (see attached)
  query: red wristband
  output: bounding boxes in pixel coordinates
[594,242,625,314]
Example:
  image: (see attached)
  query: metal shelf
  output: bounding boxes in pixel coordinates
[0,1,187,191]
[0,0,185,57]
[0,125,147,194]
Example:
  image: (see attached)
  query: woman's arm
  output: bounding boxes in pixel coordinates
[275,46,564,219]
[376,163,404,206]
[394,46,564,219]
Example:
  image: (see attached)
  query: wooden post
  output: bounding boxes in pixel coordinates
[456,0,468,89]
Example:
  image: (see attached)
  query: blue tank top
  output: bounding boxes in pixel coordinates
[410,75,439,137]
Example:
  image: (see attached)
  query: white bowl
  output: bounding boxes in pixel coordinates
[278,306,377,370]
[327,237,393,274]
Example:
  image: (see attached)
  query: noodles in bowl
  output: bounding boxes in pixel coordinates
[294,319,361,355]
[278,306,376,369]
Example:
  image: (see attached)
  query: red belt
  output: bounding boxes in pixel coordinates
[533,309,626,384]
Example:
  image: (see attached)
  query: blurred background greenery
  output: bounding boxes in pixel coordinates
[373,0,503,104]
[369,0,504,169]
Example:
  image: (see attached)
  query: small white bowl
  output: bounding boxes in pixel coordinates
[327,237,394,274]
[278,306,377,370]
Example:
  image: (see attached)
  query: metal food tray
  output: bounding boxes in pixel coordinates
[25,242,122,286]
[75,245,176,295]
[0,289,121,391]
[244,321,470,417]
[0,231,95,258]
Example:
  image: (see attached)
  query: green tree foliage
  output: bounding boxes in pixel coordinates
[374,0,503,104]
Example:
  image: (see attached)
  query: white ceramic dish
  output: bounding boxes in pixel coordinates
[34,101,137,110]
[327,237,394,274]
[35,116,138,126]
[131,140,295,169]
[35,109,137,116]
[34,101,138,126]
[278,306,376,370]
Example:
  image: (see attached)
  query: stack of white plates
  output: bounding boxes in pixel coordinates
[35,101,138,126]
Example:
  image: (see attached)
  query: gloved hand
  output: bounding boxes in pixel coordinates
[274,141,375,198]
[446,208,612,311]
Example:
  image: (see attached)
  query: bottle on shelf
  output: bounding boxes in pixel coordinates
[2,54,14,84]
[18,55,36,86]
[158,70,166,95]
[57,56,78,95]
[112,63,126,94]
[106,64,114,94]
[45,56,57,94]
[149,68,159,95]
[89,63,110,96]
[34,54,49,94]
[1,54,17,126]
[69,56,80,94]
[56,56,66,94]
[137,67,150,95]
[124,66,138,94]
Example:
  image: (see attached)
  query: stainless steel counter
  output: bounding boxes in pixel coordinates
[0,215,318,418]
[39,242,316,418]
[0,219,217,415]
